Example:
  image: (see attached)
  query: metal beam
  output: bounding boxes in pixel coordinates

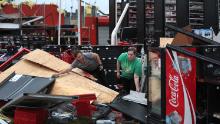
[204,0,219,34]
[166,44,220,66]
[109,0,116,39]
[176,0,189,28]
[166,24,220,45]
[58,0,62,45]
[154,0,165,46]
[22,16,44,25]
[137,0,145,43]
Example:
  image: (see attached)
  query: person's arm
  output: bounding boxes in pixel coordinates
[134,74,140,92]
[92,53,102,65]
[52,66,73,78]
[92,53,104,70]
[117,53,124,79]
[134,58,142,92]
[116,61,120,79]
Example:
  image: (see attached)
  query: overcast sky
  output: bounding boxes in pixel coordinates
[14,0,109,14]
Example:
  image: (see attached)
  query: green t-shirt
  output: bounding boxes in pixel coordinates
[117,52,142,79]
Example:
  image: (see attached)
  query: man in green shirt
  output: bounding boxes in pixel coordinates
[117,47,142,93]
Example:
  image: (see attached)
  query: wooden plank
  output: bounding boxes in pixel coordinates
[0,60,55,82]
[172,25,193,46]
[51,73,118,103]
[160,38,174,48]
[72,68,97,81]
[22,49,70,72]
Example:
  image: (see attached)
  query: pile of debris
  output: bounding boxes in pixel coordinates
[0,49,119,124]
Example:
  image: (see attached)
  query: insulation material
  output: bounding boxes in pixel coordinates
[0,49,118,103]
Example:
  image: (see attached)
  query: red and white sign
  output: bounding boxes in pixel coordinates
[166,48,196,124]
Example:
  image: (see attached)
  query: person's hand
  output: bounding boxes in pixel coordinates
[116,72,120,79]
[136,87,141,92]
[51,73,59,78]
[136,84,141,92]
[98,64,104,71]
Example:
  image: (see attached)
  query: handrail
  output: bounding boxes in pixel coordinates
[111,3,129,45]
[22,16,44,25]
[0,48,30,71]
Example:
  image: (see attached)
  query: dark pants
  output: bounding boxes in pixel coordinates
[117,77,135,94]
[87,68,108,87]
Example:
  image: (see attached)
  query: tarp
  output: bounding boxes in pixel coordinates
[0,49,118,103]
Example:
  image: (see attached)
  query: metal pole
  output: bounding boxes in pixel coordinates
[115,0,118,42]
[111,3,129,45]
[78,0,81,45]
[70,6,73,24]
[22,16,44,25]
[115,0,117,25]
[58,0,62,45]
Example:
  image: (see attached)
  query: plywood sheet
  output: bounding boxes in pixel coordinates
[160,38,174,48]
[172,25,193,46]
[0,60,55,84]
[22,49,70,72]
[51,73,118,103]
[72,68,97,81]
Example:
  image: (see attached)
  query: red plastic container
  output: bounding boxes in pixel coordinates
[72,94,97,117]
[14,108,48,124]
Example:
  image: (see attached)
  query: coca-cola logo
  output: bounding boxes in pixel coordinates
[168,74,179,107]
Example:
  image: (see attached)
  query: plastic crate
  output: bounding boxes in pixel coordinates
[72,94,97,118]
[14,107,48,124]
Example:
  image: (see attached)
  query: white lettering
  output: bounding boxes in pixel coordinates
[168,74,179,107]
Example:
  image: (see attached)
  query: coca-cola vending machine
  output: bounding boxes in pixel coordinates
[165,47,197,124]
[147,47,197,124]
